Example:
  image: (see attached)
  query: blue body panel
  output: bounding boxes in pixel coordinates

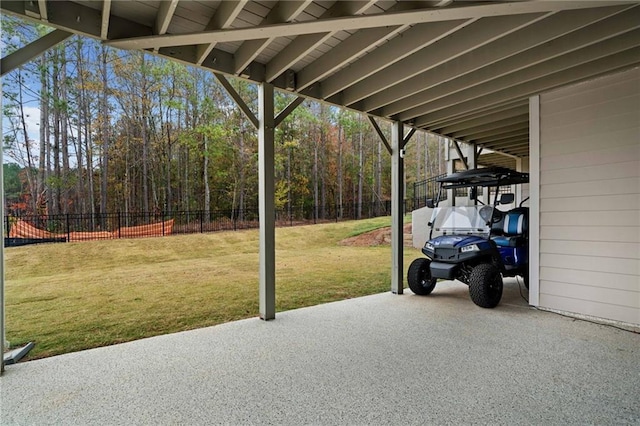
[430,234,488,248]
[428,233,527,269]
[498,246,528,267]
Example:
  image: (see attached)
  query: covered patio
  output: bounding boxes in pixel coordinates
[1,0,639,378]
[2,279,639,424]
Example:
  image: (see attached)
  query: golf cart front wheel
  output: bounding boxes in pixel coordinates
[407,258,437,295]
[469,263,503,308]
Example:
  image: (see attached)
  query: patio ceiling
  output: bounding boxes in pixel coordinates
[2,0,640,158]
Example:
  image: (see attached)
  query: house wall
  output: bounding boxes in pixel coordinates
[536,67,639,325]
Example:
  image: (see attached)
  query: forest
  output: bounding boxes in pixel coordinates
[2,17,446,224]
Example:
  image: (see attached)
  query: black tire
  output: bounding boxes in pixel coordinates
[407,258,437,295]
[469,263,503,308]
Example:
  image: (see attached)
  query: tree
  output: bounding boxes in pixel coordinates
[2,14,447,225]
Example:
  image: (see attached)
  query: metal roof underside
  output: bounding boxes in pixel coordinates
[2,1,639,159]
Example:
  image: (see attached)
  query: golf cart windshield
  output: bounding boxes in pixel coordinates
[430,205,492,237]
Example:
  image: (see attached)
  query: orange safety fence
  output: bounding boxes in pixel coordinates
[8,218,175,242]
[117,219,174,238]
[68,231,115,242]
[9,219,57,239]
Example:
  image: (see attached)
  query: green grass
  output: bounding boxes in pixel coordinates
[344,214,412,237]
[5,217,421,360]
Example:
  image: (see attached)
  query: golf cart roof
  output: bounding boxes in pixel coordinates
[437,167,529,189]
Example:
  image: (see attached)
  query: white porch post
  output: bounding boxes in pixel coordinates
[391,121,404,294]
[259,83,276,320]
[1,82,5,373]
[529,95,540,307]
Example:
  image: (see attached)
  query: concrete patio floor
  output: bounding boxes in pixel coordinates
[1,279,639,425]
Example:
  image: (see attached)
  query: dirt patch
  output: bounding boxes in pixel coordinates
[340,223,412,247]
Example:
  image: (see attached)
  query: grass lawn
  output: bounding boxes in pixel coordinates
[5,216,421,360]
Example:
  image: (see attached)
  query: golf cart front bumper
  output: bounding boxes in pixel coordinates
[430,261,457,280]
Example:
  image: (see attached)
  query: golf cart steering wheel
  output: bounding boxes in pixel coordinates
[481,205,503,224]
[479,205,494,223]
[491,208,503,223]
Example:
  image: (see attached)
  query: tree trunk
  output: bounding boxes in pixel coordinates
[59,48,70,214]
[377,137,382,215]
[141,56,150,215]
[313,140,319,222]
[287,146,291,221]
[100,45,109,217]
[38,53,49,214]
[320,107,327,220]
[17,69,37,214]
[52,48,61,215]
[203,134,210,214]
[357,116,363,220]
[238,122,246,221]
[337,125,343,219]
[75,38,85,215]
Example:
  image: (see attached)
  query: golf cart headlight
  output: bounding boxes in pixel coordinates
[461,244,479,253]
[425,242,435,251]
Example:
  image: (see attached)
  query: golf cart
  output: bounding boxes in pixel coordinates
[408,167,529,308]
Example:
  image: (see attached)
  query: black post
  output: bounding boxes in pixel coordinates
[117,212,122,239]
[66,214,70,243]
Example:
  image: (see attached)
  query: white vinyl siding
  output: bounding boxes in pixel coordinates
[538,68,640,326]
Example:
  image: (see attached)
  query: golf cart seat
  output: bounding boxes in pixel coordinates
[492,208,528,248]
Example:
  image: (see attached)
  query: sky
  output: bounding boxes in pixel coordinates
[1,16,45,165]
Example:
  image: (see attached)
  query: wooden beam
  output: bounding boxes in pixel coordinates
[363,5,631,113]
[101,0,112,39]
[106,1,626,50]
[213,73,259,129]
[275,97,305,127]
[154,0,179,35]
[368,116,392,154]
[452,140,469,170]
[402,128,416,149]
[265,0,376,82]
[1,29,72,76]
[233,0,312,74]
[196,0,247,65]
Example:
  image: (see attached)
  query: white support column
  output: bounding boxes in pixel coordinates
[1,81,5,373]
[391,121,404,294]
[515,157,523,205]
[529,96,540,307]
[469,142,478,170]
[259,83,276,320]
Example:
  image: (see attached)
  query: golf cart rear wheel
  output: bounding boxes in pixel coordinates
[469,263,503,308]
[408,258,437,295]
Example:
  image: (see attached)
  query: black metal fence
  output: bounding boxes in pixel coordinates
[412,173,447,209]
[4,199,423,246]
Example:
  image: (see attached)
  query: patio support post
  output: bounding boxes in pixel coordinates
[515,157,523,205]
[529,95,541,307]
[469,142,477,169]
[391,121,404,294]
[1,85,5,373]
[216,74,301,321]
[258,82,276,320]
